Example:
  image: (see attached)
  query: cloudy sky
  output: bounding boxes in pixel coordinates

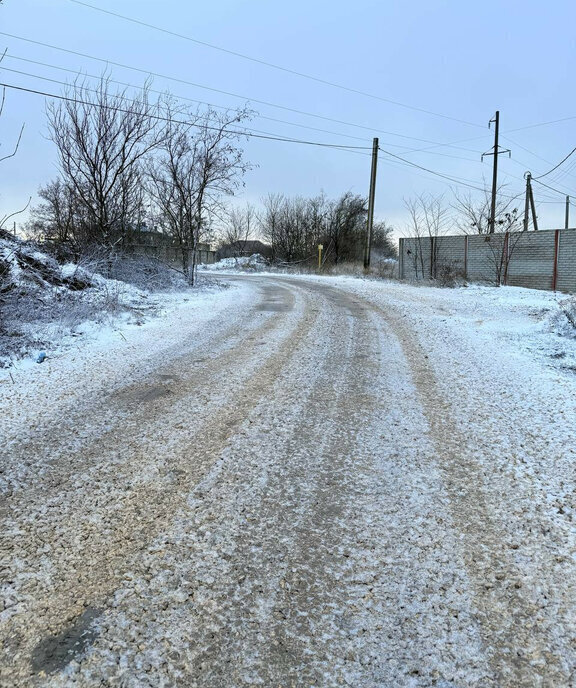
[1,0,575,236]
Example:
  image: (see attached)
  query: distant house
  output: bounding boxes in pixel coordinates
[216,240,272,261]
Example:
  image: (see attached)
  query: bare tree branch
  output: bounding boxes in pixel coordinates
[0,196,31,230]
[0,122,24,164]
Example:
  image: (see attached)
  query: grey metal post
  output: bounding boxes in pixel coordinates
[566,196,570,229]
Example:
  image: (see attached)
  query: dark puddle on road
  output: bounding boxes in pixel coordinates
[138,386,174,403]
[157,373,180,382]
[256,302,292,312]
[31,607,102,675]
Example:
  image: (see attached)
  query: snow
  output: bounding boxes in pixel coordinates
[2,272,576,686]
[0,234,232,368]
[201,253,269,272]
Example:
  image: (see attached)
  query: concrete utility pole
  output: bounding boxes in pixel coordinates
[364,137,379,270]
[523,172,539,232]
[529,182,539,232]
[482,111,510,233]
[566,196,570,229]
[489,111,500,234]
[523,173,532,231]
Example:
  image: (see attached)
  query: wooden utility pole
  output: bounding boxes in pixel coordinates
[364,137,379,270]
[566,196,570,229]
[482,111,510,233]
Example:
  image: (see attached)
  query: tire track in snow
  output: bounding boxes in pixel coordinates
[38,282,370,687]
[1,280,293,496]
[0,279,323,686]
[357,294,570,687]
[40,279,490,687]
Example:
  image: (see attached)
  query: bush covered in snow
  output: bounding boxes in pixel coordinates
[203,253,269,272]
[551,296,576,338]
[0,232,192,365]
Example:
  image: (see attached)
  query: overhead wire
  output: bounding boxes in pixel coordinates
[0,80,375,150]
[549,157,576,186]
[4,72,522,199]
[533,146,576,180]
[2,54,374,145]
[377,145,524,201]
[507,114,576,133]
[4,26,569,217]
[0,32,490,154]
[1,55,487,164]
[0,66,377,152]
[67,0,484,129]
[532,178,572,197]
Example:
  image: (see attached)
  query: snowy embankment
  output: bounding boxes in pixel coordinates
[0,233,228,368]
[199,253,269,272]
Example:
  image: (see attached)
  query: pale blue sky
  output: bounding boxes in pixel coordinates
[1,0,575,235]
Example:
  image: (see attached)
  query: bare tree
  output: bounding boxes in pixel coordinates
[324,192,366,265]
[27,179,81,245]
[258,192,378,266]
[403,194,450,279]
[47,76,165,258]
[221,203,256,256]
[147,102,252,284]
[452,187,521,235]
[259,193,285,262]
[453,187,523,285]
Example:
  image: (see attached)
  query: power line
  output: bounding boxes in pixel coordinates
[532,178,573,196]
[2,53,374,146]
[500,135,576,193]
[2,80,534,213]
[499,134,554,167]
[377,145,523,200]
[549,157,576,186]
[2,55,487,165]
[0,32,488,153]
[507,114,576,133]
[533,146,576,180]
[0,80,374,150]
[9,62,490,167]
[68,0,484,129]
[0,66,375,152]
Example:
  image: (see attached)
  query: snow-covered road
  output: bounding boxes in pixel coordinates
[2,274,576,687]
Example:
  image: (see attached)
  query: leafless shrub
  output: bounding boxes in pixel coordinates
[403,193,451,280]
[435,261,466,287]
[107,255,187,291]
[452,187,523,285]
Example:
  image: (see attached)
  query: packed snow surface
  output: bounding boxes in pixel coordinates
[2,274,576,687]
[201,253,269,272]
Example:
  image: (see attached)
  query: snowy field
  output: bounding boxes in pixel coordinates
[2,273,576,687]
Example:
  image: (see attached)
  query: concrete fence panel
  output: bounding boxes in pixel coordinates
[399,227,576,293]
